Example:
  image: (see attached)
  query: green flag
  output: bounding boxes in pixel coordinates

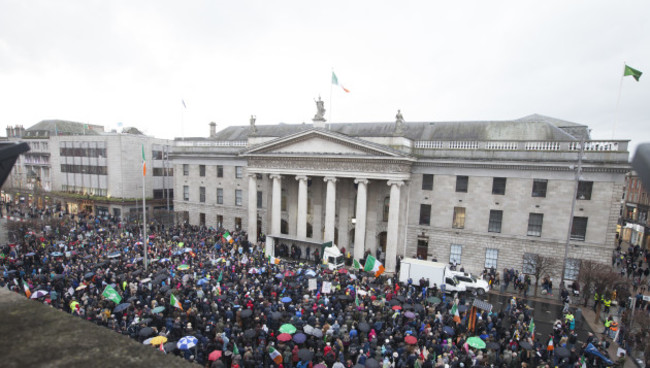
[353,259,361,270]
[233,342,239,355]
[624,64,643,81]
[102,285,122,304]
[217,270,223,283]
[528,318,535,334]
[355,293,360,306]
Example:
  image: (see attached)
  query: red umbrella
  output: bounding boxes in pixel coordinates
[392,305,402,310]
[283,270,295,277]
[277,333,292,342]
[404,335,417,345]
[338,268,348,274]
[208,350,222,361]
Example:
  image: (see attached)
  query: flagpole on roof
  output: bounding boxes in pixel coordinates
[612,62,626,140]
[328,68,333,130]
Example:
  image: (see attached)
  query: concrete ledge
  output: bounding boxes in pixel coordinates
[0,288,195,368]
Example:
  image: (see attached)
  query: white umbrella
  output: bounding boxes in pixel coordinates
[31,290,48,299]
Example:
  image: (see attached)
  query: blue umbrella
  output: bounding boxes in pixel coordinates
[177,336,198,350]
[113,303,131,313]
[293,333,307,343]
[159,258,170,263]
[197,278,209,286]
[281,297,292,303]
[275,273,284,279]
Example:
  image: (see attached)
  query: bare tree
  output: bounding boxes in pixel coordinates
[523,254,560,296]
[578,260,609,307]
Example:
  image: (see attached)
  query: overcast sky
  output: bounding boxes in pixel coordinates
[1,1,648,155]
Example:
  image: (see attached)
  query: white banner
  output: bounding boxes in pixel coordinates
[322,281,332,294]
[308,278,317,291]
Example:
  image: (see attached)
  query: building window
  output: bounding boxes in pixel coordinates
[235,189,242,206]
[235,166,243,179]
[422,174,433,191]
[281,195,287,211]
[456,176,468,193]
[257,191,263,209]
[450,244,462,265]
[199,213,206,226]
[383,197,390,222]
[235,217,242,230]
[577,181,593,200]
[485,248,498,269]
[419,204,431,225]
[199,186,206,203]
[522,253,537,274]
[183,164,189,176]
[571,216,588,241]
[564,258,581,281]
[217,188,223,204]
[199,165,206,177]
[217,165,223,178]
[217,215,223,228]
[452,207,465,229]
[527,213,544,237]
[183,185,189,201]
[488,210,503,233]
[492,177,507,195]
[532,179,548,198]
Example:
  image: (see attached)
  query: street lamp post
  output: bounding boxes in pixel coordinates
[561,137,586,289]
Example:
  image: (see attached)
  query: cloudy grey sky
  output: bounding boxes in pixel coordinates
[1,1,648,154]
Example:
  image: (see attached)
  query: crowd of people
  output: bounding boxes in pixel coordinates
[0,211,624,367]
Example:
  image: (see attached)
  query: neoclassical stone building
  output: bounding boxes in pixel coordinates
[172,110,629,278]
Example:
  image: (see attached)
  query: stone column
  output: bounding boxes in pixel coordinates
[353,179,369,261]
[323,177,337,243]
[268,174,282,256]
[385,180,403,273]
[247,174,257,244]
[296,175,308,238]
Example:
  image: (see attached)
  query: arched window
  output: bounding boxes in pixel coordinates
[383,197,390,222]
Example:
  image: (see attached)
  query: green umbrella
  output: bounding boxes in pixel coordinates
[466,336,486,350]
[279,324,297,334]
[152,306,165,313]
[177,264,190,271]
[426,296,441,304]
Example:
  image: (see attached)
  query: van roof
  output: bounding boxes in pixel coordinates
[401,258,448,268]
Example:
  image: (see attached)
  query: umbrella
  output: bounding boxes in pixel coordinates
[413,304,425,312]
[84,272,95,279]
[487,342,500,350]
[404,335,417,344]
[392,305,402,310]
[303,325,314,334]
[25,252,36,257]
[113,303,131,313]
[107,251,120,258]
[389,299,400,306]
[209,350,222,361]
[338,268,348,274]
[427,296,441,304]
[140,278,152,283]
[244,329,257,339]
[293,333,307,343]
[443,326,455,335]
[275,273,284,279]
[248,268,259,274]
[138,327,155,337]
[395,295,406,302]
[30,290,49,299]
[240,309,253,318]
[298,349,314,361]
[152,306,165,314]
[555,346,570,358]
[404,311,416,319]
[159,258,170,263]
[143,337,154,345]
[519,341,533,350]
[466,336,486,349]
[305,270,316,277]
[358,322,370,332]
[163,341,177,352]
[197,278,209,286]
[51,252,63,257]
[127,296,139,302]
[270,311,283,320]
[177,264,190,271]
[150,336,168,345]
[281,297,292,303]
[283,270,295,277]
[177,336,198,350]
[310,329,323,338]
[160,285,170,293]
[277,333,292,342]
[365,358,380,368]
[279,324,297,334]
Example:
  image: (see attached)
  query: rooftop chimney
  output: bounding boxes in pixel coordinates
[209,122,216,138]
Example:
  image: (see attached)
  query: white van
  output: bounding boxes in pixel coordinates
[448,270,490,295]
[322,245,345,270]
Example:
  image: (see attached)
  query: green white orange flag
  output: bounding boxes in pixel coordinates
[141,144,146,176]
[102,285,122,304]
[624,64,643,81]
[332,71,350,93]
[223,231,233,244]
[451,303,461,323]
[22,279,31,298]
[363,255,385,277]
[170,293,183,310]
[268,255,280,265]
[353,259,361,270]
[268,346,283,365]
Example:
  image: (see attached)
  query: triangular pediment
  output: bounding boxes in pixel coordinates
[243,129,407,158]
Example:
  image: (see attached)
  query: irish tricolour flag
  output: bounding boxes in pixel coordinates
[451,303,461,323]
[141,144,146,176]
[170,293,183,310]
[268,255,280,265]
[22,279,31,298]
[364,255,385,277]
[268,346,283,365]
[332,72,350,93]
[223,231,233,244]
